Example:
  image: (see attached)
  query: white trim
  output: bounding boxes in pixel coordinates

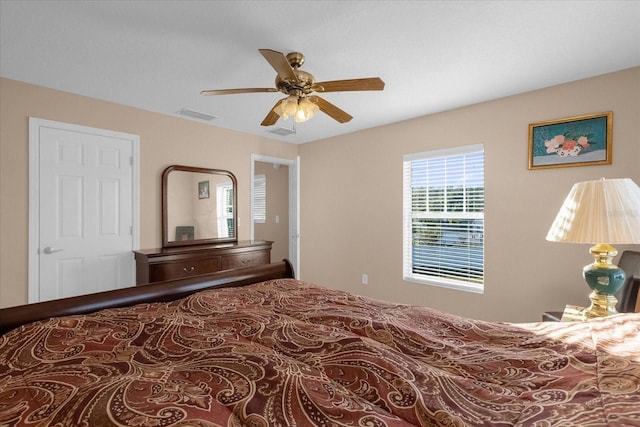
[28,117,140,303]
[403,143,484,162]
[403,274,484,294]
[402,144,485,294]
[250,154,300,278]
[290,156,300,278]
[28,119,40,303]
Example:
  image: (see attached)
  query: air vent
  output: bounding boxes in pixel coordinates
[177,108,217,122]
[267,127,296,136]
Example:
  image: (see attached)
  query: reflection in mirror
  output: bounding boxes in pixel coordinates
[162,165,237,247]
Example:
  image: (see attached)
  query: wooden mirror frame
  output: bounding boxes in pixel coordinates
[162,165,238,247]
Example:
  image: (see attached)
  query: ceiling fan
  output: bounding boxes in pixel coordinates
[201,49,385,126]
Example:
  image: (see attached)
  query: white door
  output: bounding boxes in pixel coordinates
[251,154,300,278]
[29,118,139,303]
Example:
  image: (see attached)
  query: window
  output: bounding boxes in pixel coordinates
[216,182,234,238]
[253,174,266,224]
[403,144,485,293]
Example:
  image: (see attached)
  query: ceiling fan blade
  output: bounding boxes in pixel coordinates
[259,49,298,82]
[201,88,277,96]
[309,96,353,123]
[312,77,385,93]
[260,99,284,126]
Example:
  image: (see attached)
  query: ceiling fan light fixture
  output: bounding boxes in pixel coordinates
[294,97,319,123]
[275,95,298,119]
[274,95,319,123]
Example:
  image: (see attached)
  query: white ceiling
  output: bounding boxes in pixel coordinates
[1,1,639,144]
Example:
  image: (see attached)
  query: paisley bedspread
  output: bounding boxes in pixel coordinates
[1,278,639,426]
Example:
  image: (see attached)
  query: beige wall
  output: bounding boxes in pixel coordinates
[0,77,298,308]
[254,161,289,262]
[299,67,640,322]
[2,68,639,321]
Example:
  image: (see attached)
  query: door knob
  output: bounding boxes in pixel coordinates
[42,246,63,254]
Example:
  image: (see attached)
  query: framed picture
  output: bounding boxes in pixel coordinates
[528,111,612,170]
[175,226,194,241]
[198,180,209,199]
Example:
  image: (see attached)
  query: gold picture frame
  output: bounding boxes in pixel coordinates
[528,111,612,170]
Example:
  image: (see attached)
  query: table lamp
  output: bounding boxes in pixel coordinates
[546,178,640,318]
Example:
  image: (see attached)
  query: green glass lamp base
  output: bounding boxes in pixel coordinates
[581,243,625,318]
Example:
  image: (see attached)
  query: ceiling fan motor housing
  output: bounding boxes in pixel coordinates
[275,69,315,96]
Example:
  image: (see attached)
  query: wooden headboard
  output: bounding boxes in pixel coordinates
[0,260,294,336]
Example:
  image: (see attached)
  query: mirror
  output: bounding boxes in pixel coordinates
[162,165,237,247]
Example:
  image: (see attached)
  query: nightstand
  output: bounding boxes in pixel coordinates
[542,305,587,322]
[542,311,563,322]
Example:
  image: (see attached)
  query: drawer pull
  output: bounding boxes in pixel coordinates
[183,266,195,273]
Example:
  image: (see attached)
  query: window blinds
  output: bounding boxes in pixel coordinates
[253,174,266,224]
[403,144,485,293]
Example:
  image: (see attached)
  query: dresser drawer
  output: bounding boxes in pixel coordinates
[149,257,221,282]
[221,250,270,270]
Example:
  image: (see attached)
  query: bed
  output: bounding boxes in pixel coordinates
[1,261,639,426]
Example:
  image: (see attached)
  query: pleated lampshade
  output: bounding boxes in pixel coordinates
[546,178,640,244]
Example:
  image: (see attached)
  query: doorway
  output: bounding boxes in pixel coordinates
[250,155,300,278]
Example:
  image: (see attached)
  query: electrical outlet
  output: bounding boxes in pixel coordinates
[362,273,368,285]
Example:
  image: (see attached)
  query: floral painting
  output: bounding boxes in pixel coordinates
[528,112,612,170]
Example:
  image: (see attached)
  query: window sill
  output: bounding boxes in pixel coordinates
[403,274,484,294]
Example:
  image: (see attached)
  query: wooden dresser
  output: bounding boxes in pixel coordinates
[133,240,272,285]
